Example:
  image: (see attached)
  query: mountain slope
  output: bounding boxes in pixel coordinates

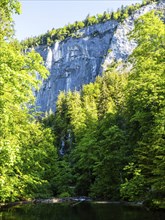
[34,1,164,112]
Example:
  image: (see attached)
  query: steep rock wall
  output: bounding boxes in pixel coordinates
[35,20,118,112]
[35,1,164,112]
[102,2,165,70]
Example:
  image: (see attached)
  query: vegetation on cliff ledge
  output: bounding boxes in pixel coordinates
[20,0,159,48]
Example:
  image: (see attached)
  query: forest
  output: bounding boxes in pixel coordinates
[0,0,165,210]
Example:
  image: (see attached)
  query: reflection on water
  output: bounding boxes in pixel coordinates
[1,202,165,220]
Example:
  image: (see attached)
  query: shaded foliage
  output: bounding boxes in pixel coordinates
[43,9,165,209]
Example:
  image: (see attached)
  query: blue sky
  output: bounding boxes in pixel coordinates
[13,0,142,41]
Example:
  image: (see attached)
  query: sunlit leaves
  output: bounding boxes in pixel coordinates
[0,1,56,202]
[121,11,165,205]
[0,0,21,40]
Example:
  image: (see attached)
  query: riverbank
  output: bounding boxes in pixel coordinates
[0,197,91,211]
[1,197,164,212]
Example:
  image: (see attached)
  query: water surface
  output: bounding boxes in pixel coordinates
[1,202,165,220]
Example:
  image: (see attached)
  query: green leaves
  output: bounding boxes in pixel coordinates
[1,1,163,206]
[121,11,165,205]
[47,68,128,198]
[46,10,164,208]
[0,2,56,202]
[0,0,21,40]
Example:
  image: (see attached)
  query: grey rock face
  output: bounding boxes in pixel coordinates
[35,20,118,112]
[102,2,165,71]
[35,2,164,112]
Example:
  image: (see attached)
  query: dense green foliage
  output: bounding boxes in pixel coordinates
[120,10,165,207]
[0,0,58,202]
[43,10,165,208]
[0,0,21,40]
[20,0,158,48]
[1,0,164,210]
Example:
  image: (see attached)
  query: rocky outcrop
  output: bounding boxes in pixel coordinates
[102,2,165,70]
[35,1,164,113]
[35,20,118,112]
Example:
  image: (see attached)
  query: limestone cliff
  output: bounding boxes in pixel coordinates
[35,1,164,112]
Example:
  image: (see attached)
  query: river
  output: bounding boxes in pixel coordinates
[1,202,165,220]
